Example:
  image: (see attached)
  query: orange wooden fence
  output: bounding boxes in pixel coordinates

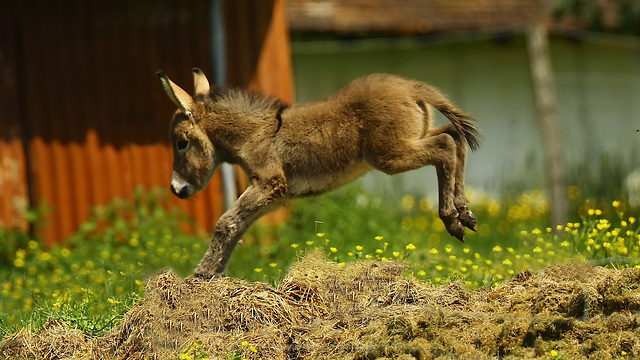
[0,0,293,246]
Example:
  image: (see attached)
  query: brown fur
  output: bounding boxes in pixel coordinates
[157,69,480,277]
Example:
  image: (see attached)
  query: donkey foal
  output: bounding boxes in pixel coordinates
[158,69,480,278]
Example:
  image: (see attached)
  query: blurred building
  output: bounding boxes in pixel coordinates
[285,0,640,214]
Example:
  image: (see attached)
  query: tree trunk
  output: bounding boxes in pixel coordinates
[527,24,568,228]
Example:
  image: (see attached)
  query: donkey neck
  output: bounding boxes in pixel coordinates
[204,104,281,166]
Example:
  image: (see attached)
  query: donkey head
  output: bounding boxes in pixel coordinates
[157,68,218,199]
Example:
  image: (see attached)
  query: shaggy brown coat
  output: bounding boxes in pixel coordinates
[158,69,480,277]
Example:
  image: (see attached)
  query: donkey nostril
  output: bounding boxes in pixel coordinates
[170,171,194,199]
[171,184,192,199]
[177,187,191,199]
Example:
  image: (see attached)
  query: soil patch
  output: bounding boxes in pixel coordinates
[3,253,640,359]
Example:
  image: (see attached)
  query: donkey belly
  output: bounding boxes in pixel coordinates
[287,160,371,197]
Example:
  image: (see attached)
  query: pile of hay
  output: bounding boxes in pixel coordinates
[3,252,640,359]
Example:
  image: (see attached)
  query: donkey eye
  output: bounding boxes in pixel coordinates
[176,140,188,151]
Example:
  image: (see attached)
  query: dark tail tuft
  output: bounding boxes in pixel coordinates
[436,106,481,151]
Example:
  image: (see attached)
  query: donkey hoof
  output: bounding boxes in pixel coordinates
[459,208,477,232]
[194,271,214,279]
[194,263,224,279]
[194,271,225,279]
[445,219,466,242]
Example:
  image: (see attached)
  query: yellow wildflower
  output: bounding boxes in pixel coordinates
[401,194,415,210]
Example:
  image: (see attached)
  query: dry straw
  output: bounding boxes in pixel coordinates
[3,252,640,359]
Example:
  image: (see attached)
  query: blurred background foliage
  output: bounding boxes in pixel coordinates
[2,180,639,337]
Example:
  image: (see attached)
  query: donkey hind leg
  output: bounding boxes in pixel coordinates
[428,124,477,232]
[194,177,288,278]
[364,133,466,241]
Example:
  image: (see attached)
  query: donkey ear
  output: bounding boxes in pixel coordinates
[157,70,195,116]
[192,68,210,97]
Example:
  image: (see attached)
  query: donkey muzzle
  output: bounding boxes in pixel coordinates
[171,171,195,199]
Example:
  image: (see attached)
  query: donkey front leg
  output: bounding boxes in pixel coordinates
[193,177,288,278]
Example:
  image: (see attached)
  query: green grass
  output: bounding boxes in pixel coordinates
[1,184,639,339]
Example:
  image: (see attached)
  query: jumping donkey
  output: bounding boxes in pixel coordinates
[157,69,480,278]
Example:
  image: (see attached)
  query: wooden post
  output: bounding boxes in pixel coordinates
[526,24,568,228]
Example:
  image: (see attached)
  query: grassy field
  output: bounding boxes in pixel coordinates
[1,184,639,347]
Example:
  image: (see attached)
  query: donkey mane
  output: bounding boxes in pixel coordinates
[208,86,289,116]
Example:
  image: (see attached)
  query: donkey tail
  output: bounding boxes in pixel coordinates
[435,104,481,152]
[419,84,481,151]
